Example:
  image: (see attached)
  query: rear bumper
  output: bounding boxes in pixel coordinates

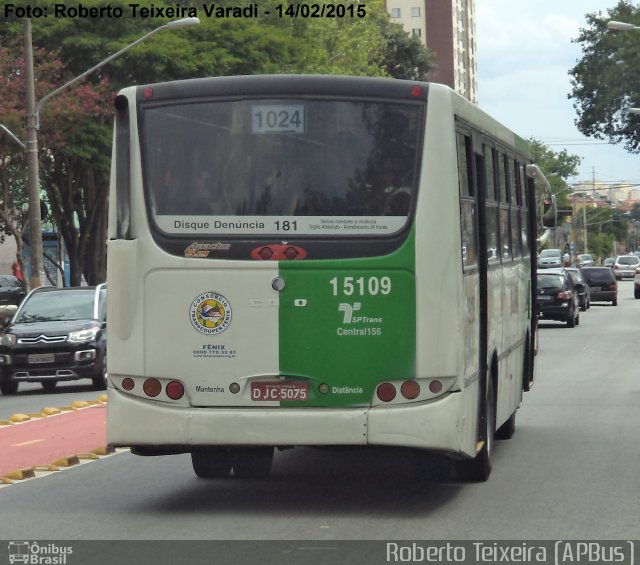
[107,386,469,455]
[589,291,616,302]
[537,302,572,321]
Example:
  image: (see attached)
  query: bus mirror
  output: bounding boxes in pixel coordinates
[526,164,557,230]
[542,193,557,229]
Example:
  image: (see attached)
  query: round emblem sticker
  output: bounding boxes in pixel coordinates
[190,292,232,335]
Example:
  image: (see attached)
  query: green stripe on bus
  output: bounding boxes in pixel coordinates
[278,230,416,407]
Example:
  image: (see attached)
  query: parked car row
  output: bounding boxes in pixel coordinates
[536,266,618,328]
[0,284,106,395]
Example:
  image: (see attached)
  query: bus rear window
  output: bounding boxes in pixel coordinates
[140,98,422,237]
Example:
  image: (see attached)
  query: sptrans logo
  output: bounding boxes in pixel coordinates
[8,542,73,564]
[190,292,232,335]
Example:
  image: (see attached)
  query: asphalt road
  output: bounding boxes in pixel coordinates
[1,281,639,550]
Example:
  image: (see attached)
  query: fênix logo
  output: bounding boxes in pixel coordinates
[190,292,232,335]
[8,541,73,565]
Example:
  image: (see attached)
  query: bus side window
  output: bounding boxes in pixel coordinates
[457,131,477,268]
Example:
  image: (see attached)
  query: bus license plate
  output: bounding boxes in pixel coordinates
[251,381,309,401]
[28,353,55,364]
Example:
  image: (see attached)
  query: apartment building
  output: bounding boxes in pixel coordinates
[387,0,478,104]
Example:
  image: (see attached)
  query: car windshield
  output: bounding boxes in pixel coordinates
[617,256,640,266]
[537,274,564,288]
[540,249,561,258]
[0,276,20,288]
[15,290,95,323]
[566,271,583,284]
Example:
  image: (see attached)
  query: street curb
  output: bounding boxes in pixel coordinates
[0,394,108,426]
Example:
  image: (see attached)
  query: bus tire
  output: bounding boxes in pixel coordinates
[191,449,233,479]
[232,447,274,479]
[495,412,516,440]
[455,379,495,482]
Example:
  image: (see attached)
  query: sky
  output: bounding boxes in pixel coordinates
[475,0,640,186]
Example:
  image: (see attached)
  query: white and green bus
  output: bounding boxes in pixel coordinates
[106,75,551,481]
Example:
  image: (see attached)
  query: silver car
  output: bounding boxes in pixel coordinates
[613,255,640,280]
[538,248,562,268]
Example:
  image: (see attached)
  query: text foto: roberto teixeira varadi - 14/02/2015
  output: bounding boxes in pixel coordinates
[4,2,369,20]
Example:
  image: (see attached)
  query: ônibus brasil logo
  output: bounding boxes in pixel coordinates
[190,292,232,335]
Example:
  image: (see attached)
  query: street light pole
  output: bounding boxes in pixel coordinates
[24,18,45,291]
[22,16,199,289]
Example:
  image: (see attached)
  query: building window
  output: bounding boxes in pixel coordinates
[412,28,422,37]
[391,8,401,18]
[411,7,421,16]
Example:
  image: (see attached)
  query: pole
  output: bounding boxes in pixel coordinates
[23,19,45,290]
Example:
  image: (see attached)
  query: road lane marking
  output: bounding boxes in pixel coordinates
[11,439,45,447]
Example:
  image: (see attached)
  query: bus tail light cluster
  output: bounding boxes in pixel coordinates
[375,378,455,404]
[120,377,185,400]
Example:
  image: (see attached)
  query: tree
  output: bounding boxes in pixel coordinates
[529,138,581,209]
[569,1,640,152]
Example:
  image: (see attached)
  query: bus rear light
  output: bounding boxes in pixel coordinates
[251,244,308,260]
[143,87,154,100]
[122,377,135,391]
[376,382,396,402]
[284,246,299,259]
[429,380,443,394]
[143,378,162,397]
[400,380,420,399]
[259,246,274,260]
[166,380,185,400]
[410,85,423,97]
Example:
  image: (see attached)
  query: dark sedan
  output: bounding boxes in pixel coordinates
[580,267,617,306]
[536,271,580,327]
[0,284,106,395]
[0,275,25,306]
[563,267,591,311]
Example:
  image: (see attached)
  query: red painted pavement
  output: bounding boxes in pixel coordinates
[0,405,107,477]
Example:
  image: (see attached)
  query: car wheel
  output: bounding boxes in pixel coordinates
[612,298,618,306]
[580,300,587,312]
[567,308,576,328]
[575,312,580,326]
[635,287,640,299]
[41,380,57,393]
[92,354,108,391]
[0,373,18,395]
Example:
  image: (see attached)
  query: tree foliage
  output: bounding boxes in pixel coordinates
[570,0,640,152]
[1,0,435,284]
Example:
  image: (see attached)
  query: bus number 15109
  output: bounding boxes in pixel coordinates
[329,276,392,296]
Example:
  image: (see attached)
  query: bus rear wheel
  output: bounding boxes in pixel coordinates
[455,379,495,482]
[191,449,233,479]
[232,447,274,479]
